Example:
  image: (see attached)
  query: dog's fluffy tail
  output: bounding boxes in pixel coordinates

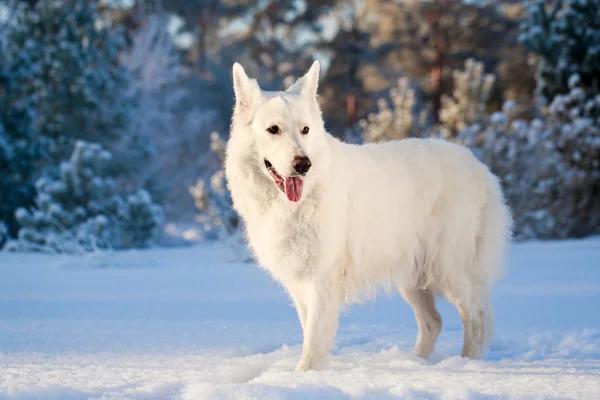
[479,176,513,286]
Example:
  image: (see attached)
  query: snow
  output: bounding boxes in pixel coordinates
[1,238,600,399]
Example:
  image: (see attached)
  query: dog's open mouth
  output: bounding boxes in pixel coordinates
[264,159,304,203]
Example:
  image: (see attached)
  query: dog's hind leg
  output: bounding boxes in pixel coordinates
[295,277,342,372]
[444,286,492,359]
[400,287,442,359]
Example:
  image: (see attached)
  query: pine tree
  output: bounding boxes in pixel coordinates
[3,0,134,160]
[519,0,600,105]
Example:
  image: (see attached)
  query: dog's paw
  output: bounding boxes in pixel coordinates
[295,360,317,372]
[295,353,327,372]
[294,362,310,372]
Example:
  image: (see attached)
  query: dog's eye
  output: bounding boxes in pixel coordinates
[267,125,280,134]
[301,126,309,135]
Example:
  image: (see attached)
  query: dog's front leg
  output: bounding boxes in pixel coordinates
[285,282,308,333]
[295,276,342,372]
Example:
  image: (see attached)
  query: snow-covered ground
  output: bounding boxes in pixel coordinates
[0,238,599,399]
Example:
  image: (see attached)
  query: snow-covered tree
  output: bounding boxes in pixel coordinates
[8,141,164,253]
[3,0,134,160]
[519,0,600,105]
[439,59,496,137]
[359,78,426,142]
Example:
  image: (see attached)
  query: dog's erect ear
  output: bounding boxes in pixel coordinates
[303,60,320,98]
[232,63,261,117]
[287,60,320,99]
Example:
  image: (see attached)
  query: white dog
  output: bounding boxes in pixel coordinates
[225,61,512,372]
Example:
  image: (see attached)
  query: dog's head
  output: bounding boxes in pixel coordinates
[231,61,327,203]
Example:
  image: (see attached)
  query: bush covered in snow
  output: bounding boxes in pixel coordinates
[7,141,164,253]
[458,91,600,240]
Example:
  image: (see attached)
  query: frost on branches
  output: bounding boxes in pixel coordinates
[189,132,239,240]
[118,14,185,192]
[459,90,600,240]
[440,59,496,137]
[7,141,164,253]
[549,75,600,121]
[359,78,426,142]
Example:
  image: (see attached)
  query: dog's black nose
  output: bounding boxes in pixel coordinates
[293,156,312,175]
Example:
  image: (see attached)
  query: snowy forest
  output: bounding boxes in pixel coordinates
[0,0,599,253]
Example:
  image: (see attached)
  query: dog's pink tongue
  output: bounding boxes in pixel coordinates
[284,177,303,202]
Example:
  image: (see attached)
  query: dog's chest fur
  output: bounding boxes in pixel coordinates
[243,191,324,280]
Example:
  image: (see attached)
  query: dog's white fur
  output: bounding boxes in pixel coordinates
[225,61,512,372]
